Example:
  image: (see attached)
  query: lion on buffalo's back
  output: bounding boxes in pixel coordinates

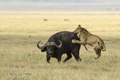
[72,25,106,59]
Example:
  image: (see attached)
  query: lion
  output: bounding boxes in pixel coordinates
[72,25,106,59]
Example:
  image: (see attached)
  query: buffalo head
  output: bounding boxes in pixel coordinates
[37,40,62,56]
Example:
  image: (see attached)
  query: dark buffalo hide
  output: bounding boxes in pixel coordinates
[37,31,81,63]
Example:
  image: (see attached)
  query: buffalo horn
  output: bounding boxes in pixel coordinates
[37,41,48,49]
[51,40,62,48]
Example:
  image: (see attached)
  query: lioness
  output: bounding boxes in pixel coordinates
[72,25,106,59]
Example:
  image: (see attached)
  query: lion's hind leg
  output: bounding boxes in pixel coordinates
[94,47,101,59]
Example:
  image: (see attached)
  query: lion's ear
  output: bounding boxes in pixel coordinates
[78,25,81,28]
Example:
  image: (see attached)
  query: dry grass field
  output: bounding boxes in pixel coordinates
[0,13,120,80]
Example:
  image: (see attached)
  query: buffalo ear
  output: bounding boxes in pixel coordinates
[55,46,59,50]
[54,45,59,50]
[41,47,47,52]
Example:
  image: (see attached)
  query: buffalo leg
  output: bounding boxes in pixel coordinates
[46,55,50,63]
[71,43,81,62]
[63,53,72,62]
[72,51,81,62]
[57,54,62,62]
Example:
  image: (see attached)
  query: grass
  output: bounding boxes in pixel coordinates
[0,13,120,80]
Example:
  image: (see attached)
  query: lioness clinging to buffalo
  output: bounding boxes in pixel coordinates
[72,25,106,59]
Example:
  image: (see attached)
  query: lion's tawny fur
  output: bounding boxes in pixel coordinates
[72,25,106,59]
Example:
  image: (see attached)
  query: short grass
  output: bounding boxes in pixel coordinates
[0,13,120,80]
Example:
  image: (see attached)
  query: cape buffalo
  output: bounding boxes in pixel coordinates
[37,31,81,63]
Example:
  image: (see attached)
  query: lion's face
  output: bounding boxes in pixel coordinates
[73,28,80,33]
[73,25,81,34]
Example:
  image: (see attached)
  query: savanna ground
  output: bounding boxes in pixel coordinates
[0,13,120,80]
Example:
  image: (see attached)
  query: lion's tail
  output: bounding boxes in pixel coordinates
[98,41,106,51]
[101,44,106,51]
